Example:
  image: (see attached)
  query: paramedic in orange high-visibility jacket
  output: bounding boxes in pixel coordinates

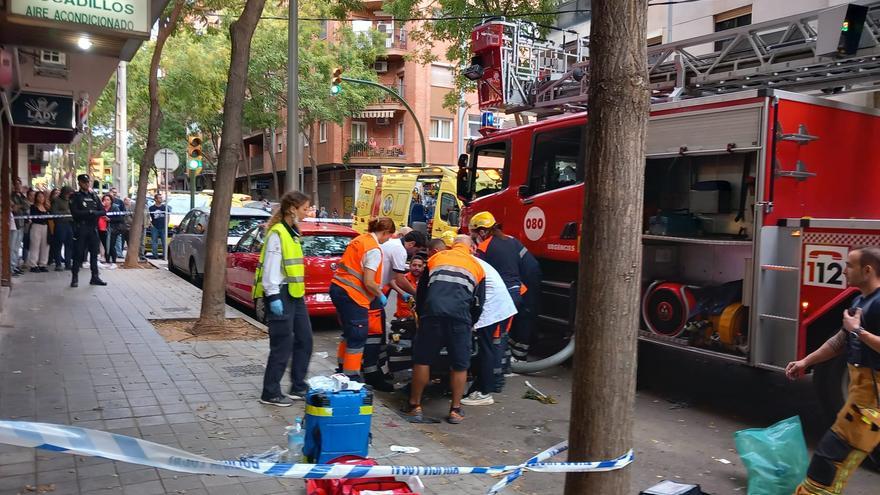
[329,217,396,381]
[404,235,485,425]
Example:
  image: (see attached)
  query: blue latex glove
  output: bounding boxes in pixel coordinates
[269,299,284,316]
[378,293,388,307]
[401,293,413,302]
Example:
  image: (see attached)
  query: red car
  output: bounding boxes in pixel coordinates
[225,221,357,319]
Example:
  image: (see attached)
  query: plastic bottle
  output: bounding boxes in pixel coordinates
[287,417,304,462]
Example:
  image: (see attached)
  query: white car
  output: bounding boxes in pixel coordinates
[168,207,271,283]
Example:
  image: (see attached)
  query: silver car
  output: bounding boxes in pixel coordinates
[168,206,271,283]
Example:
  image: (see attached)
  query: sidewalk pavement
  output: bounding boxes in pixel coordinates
[0,266,491,495]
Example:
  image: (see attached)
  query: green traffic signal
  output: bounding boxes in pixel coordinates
[188,159,200,170]
[330,84,342,95]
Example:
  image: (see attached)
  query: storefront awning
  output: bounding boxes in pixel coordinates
[355,110,395,119]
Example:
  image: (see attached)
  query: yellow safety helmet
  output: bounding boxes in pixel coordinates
[440,230,456,247]
[468,211,497,231]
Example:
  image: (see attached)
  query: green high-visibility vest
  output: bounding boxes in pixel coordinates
[253,222,305,299]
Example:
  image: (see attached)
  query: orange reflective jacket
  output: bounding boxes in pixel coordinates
[331,233,383,308]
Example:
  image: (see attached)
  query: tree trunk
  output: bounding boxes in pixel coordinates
[268,126,280,200]
[193,0,267,332]
[307,123,318,207]
[564,1,649,494]
[124,0,185,268]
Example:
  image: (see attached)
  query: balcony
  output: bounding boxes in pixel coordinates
[249,155,264,172]
[355,23,407,57]
[360,84,406,113]
[345,138,406,161]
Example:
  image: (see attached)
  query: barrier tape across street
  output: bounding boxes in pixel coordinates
[0,421,634,494]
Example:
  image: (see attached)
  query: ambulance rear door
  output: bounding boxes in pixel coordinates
[379,172,419,231]
[353,173,378,234]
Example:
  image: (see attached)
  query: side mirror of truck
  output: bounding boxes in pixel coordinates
[456,154,471,204]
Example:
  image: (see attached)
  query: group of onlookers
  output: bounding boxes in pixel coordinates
[9,177,142,275]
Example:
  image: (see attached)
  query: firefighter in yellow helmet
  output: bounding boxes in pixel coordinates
[253,191,314,407]
[468,210,542,391]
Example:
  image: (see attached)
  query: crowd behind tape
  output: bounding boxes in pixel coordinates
[0,421,633,494]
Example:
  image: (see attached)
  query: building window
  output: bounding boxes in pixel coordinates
[352,121,368,142]
[714,6,752,52]
[319,122,327,143]
[397,75,405,97]
[277,133,283,153]
[462,115,481,151]
[527,126,584,195]
[430,118,453,141]
[302,131,309,147]
[431,64,454,88]
[397,121,405,146]
[319,20,328,39]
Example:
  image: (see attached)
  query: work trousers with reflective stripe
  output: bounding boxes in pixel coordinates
[473,318,510,395]
[795,366,880,495]
[261,289,313,400]
[330,283,370,379]
[362,300,390,381]
[509,282,539,360]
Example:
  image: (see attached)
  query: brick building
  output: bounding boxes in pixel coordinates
[236,7,482,215]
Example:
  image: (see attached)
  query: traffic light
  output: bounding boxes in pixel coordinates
[103,164,112,182]
[817,4,868,56]
[330,67,343,95]
[187,135,203,171]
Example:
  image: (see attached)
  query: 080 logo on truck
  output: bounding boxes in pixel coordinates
[523,207,546,241]
[803,244,848,289]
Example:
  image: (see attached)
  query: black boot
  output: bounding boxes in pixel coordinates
[90,277,107,286]
[70,273,78,288]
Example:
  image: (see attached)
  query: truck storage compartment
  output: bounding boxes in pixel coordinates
[639,152,758,358]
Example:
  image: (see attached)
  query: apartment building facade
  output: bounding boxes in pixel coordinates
[236,6,483,216]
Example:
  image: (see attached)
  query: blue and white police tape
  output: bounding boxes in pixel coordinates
[0,421,634,494]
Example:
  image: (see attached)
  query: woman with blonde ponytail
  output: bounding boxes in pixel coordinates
[254,191,314,407]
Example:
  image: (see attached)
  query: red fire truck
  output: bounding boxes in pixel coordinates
[455,3,880,420]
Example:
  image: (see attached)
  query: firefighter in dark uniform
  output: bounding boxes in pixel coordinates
[70,174,107,288]
[787,246,880,495]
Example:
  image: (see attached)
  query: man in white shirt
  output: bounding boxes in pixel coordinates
[461,256,518,406]
[364,230,427,390]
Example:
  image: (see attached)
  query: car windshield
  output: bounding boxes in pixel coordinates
[229,217,267,237]
[166,195,208,214]
[301,235,352,257]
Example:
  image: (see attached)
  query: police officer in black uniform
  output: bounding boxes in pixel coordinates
[70,174,107,288]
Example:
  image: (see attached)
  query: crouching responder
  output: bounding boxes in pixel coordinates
[330,217,396,381]
[406,235,485,424]
[364,230,427,391]
[786,246,880,495]
[254,191,313,407]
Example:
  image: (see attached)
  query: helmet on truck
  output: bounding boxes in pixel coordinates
[468,211,497,231]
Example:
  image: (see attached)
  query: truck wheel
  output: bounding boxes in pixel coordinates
[813,355,880,472]
[510,337,575,374]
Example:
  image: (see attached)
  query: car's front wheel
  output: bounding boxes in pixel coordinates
[189,258,202,286]
[254,298,267,324]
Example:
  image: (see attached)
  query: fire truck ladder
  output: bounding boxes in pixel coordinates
[476,1,880,114]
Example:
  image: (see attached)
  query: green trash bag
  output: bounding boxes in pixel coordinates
[734,416,809,495]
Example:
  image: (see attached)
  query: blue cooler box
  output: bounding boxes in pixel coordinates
[303,388,373,463]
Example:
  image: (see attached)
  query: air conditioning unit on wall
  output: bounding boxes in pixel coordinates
[374,61,388,73]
